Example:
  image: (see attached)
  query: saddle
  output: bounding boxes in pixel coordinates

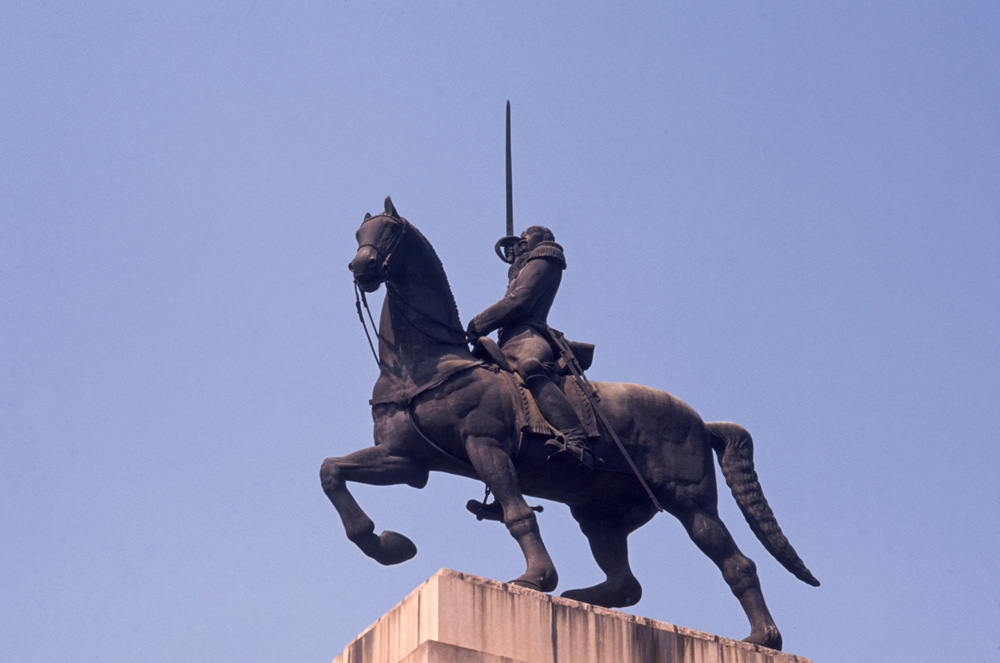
[471,336,600,441]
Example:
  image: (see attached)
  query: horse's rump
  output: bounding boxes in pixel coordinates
[588,381,714,484]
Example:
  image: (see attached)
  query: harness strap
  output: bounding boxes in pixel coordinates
[548,330,665,512]
[403,399,474,472]
[369,361,485,472]
[369,361,484,408]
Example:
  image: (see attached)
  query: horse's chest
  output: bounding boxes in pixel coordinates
[371,391,473,457]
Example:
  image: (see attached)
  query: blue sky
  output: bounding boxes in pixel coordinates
[2,3,998,661]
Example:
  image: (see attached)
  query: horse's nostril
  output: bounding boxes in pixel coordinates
[348,261,354,271]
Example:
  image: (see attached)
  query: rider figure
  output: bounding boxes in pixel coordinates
[467,226,594,469]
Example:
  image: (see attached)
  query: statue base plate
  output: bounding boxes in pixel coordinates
[333,569,811,663]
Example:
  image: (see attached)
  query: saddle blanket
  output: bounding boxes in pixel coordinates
[496,364,601,441]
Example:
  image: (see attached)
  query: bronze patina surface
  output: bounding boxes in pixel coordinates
[322,197,818,652]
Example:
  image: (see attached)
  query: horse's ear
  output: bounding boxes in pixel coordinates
[384,196,399,218]
[364,212,372,222]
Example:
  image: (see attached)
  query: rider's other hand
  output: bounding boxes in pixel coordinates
[466,319,481,341]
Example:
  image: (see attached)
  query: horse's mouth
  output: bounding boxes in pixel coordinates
[354,273,384,293]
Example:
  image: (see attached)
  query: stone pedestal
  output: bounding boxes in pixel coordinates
[333,569,811,663]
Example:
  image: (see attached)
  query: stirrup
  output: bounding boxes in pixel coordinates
[465,499,543,522]
[466,499,504,521]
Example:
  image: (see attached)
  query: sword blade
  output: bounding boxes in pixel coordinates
[506,100,513,239]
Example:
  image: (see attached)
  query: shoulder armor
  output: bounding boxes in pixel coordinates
[526,241,566,269]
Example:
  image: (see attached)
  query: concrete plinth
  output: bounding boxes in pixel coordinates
[333,569,811,663]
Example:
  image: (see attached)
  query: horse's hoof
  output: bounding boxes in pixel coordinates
[743,626,782,651]
[561,577,642,608]
[367,530,417,565]
[509,568,558,593]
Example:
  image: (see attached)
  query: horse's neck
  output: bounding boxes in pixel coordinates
[376,233,471,385]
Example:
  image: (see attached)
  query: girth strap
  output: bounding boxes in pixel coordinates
[369,361,484,408]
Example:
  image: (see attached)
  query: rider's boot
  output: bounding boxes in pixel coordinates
[527,375,595,470]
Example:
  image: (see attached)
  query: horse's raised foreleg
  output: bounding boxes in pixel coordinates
[681,508,782,650]
[464,437,558,592]
[320,446,429,565]
[560,505,652,608]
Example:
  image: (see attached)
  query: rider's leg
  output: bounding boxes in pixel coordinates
[503,332,593,468]
[521,363,593,468]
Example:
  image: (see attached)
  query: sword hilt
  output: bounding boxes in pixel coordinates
[494,235,519,263]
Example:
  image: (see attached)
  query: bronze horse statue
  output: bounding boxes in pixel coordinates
[322,198,818,650]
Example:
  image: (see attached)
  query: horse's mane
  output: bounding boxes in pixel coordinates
[402,219,463,329]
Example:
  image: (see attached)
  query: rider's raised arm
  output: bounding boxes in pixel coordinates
[467,257,561,337]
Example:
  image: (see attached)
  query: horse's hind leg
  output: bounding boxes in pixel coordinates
[560,504,653,608]
[464,436,558,593]
[681,508,782,650]
[320,446,429,565]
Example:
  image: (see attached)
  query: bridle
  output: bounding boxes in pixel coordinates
[356,213,406,279]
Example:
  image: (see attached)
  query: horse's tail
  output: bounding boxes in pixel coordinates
[707,421,820,587]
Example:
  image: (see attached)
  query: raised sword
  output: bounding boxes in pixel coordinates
[494,100,519,263]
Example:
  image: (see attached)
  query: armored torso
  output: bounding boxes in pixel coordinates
[470,241,566,344]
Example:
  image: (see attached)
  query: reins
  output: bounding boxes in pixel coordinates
[354,282,382,368]
[353,280,468,371]
[385,282,469,346]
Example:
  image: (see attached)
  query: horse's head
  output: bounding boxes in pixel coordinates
[349,196,408,293]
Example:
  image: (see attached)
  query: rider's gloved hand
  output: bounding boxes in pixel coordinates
[466,319,482,343]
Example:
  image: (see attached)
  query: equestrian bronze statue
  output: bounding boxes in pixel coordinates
[322,196,819,652]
